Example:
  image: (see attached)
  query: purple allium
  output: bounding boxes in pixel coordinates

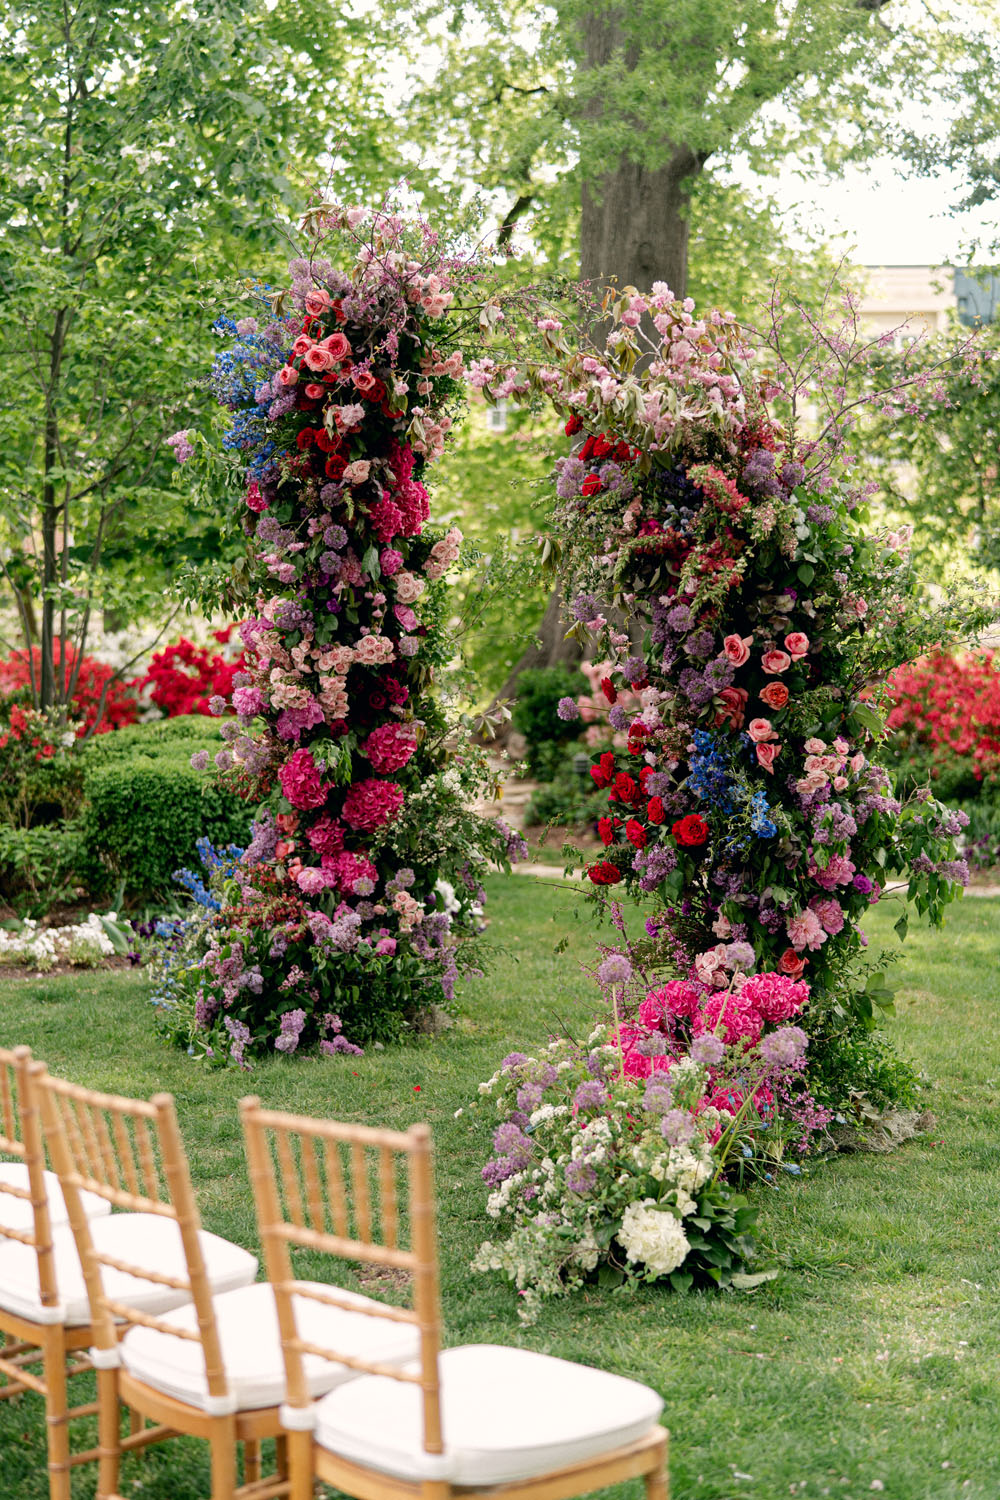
[608,705,628,730]
[759,1026,808,1068]
[690,1033,726,1066]
[564,1159,598,1196]
[573,1080,607,1112]
[501,1052,528,1072]
[190,750,210,771]
[643,1080,674,1115]
[623,655,646,681]
[597,953,632,987]
[571,591,603,623]
[557,696,580,722]
[660,1109,696,1147]
[208,695,227,716]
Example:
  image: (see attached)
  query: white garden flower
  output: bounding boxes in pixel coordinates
[618,1199,690,1276]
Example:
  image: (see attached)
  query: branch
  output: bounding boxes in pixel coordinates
[497,192,535,250]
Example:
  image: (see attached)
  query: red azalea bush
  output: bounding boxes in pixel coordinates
[139,630,246,718]
[885,650,1000,796]
[0,643,138,735]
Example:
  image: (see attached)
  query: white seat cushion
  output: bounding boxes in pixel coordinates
[121,1281,421,1412]
[0,1212,257,1327]
[312,1344,664,1485]
[0,1163,112,1233]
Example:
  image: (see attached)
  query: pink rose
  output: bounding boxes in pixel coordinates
[722,633,752,667]
[276,365,299,386]
[714,686,748,730]
[322,332,352,361]
[296,866,330,895]
[292,335,313,357]
[303,345,332,372]
[761,649,791,675]
[747,718,777,743]
[804,737,826,754]
[304,289,332,316]
[343,460,371,486]
[304,383,325,400]
[756,741,781,773]
[784,632,810,660]
[852,598,868,618]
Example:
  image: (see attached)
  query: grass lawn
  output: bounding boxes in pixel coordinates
[0,875,997,1500]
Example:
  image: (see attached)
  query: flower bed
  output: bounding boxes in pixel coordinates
[0,912,127,972]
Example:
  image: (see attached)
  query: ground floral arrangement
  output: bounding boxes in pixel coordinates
[0,912,129,972]
[465,280,994,1310]
[154,205,526,1064]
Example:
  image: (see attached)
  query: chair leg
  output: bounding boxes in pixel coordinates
[244,1437,261,1485]
[96,1368,123,1500]
[287,1428,315,1500]
[41,1325,71,1500]
[644,1433,670,1500]
[210,1416,238,1500]
[275,1432,288,1479]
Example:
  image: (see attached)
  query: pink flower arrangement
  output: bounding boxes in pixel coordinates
[279,749,328,810]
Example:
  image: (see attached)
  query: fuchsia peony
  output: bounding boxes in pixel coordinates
[279,749,328,810]
[364,722,418,774]
[341,777,405,831]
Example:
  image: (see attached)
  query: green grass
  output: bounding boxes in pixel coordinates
[0,877,998,1499]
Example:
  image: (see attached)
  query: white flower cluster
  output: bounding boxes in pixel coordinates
[0,914,118,973]
[618,1199,690,1276]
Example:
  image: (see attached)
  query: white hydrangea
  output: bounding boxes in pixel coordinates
[529,1103,568,1127]
[618,1199,690,1275]
[486,1171,524,1219]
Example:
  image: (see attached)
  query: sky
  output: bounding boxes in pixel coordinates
[749,158,1000,269]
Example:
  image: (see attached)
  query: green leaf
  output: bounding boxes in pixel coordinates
[894,912,909,941]
[850,703,886,739]
[730,1269,780,1290]
[796,562,815,584]
[668,1269,693,1293]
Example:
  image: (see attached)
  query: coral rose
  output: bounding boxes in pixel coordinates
[761,649,791,674]
[784,632,810,660]
[756,741,781,774]
[747,718,777,743]
[322,332,352,361]
[759,681,789,710]
[715,685,748,730]
[778,948,808,980]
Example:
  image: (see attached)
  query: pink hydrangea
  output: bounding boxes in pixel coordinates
[737,972,810,1024]
[279,748,327,810]
[370,496,403,544]
[364,722,418,774]
[696,990,763,1048]
[232,684,266,716]
[651,980,700,1020]
[321,850,378,893]
[341,777,405,831]
[638,990,667,1028]
[305,815,344,856]
[786,908,827,952]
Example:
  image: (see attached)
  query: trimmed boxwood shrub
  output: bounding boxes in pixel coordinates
[76,718,250,901]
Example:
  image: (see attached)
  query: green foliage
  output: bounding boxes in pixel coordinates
[804,1011,921,1115]
[526,759,606,828]
[76,723,250,903]
[0,0,398,702]
[0,822,84,918]
[509,665,588,764]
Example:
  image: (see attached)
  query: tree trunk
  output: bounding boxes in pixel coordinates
[489,9,707,727]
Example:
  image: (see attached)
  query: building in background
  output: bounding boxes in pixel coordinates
[859,265,1000,337]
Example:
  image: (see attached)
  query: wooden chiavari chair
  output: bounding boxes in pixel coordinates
[38,1070,418,1500]
[241,1098,669,1500]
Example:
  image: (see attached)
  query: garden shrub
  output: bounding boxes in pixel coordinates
[0,822,85,917]
[510,665,590,776]
[76,722,250,901]
[886,650,1000,799]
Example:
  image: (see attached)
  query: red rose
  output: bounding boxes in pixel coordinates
[625,818,646,849]
[315,430,341,454]
[613,772,639,804]
[581,474,602,497]
[647,796,665,825]
[588,861,622,885]
[601,677,617,705]
[580,435,596,460]
[564,415,583,435]
[592,434,613,459]
[597,816,616,846]
[295,427,317,450]
[614,440,632,462]
[672,813,709,847]
[325,454,348,480]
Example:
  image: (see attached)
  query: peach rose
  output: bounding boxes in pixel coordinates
[747,718,777,743]
[778,948,808,980]
[342,460,371,486]
[833,775,848,791]
[292,334,313,357]
[761,649,791,675]
[722,633,753,667]
[784,632,810,660]
[276,365,299,386]
[714,685,748,730]
[795,770,827,795]
[759,681,789,710]
[804,737,826,754]
[756,741,781,773]
[304,383,325,400]
[304,289,332,316]
[322,332,352,361]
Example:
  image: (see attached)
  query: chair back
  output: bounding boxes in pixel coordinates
[35,1068,230,1403]
[0,1046,58,1310]
[240,1098,443,1453]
